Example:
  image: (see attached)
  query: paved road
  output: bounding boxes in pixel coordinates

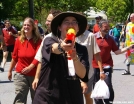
[0,52,134,104]
[111,52,134,104]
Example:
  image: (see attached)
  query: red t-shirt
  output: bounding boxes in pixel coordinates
[12,37,42,76]
[2,27,17,46]
[93,24,100,33]
[92,32,118,68]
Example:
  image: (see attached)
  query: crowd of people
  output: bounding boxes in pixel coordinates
[0,9,134,104]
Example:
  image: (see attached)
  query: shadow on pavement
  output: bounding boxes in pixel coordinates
[113,68,125,71]
[0,80,13,83]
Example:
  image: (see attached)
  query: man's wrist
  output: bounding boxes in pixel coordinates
[58,43,64,53]
[73,55,79,62]
[100,71,104,74]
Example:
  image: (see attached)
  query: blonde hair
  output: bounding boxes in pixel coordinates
[19,17,41,43]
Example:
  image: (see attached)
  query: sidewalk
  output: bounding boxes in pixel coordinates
[0,53,134,104]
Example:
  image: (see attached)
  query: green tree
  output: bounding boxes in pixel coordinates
[124,0,133,14]
[0,0,18,20]
[3,0,134,28]
[96,0,127,23]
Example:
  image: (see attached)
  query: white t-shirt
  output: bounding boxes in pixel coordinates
[34,33,52,62]
[76,30,100,79]
[68,60,75,76]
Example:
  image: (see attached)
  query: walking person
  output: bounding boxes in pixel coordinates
[93,19,134,104]
[32,12,89,104]
[112,24,122,48]
[32,9,61,89]
[93,16,102,33]
[122,13,134,75]
[0,27,6,63]
[76,24,105,104]
[120,20,129,48]
[8,17,42,104]
[0,23,6,50]
[43,9,61,36]
[0,20,18,72]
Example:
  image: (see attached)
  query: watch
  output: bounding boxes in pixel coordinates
[58,43,64,53]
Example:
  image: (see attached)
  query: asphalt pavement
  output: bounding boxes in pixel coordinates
[0,52,134,104]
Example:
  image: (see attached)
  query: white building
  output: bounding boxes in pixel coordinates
[84,7,107,25]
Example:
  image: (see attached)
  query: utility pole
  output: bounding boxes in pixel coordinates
[28,0,34,19]
[133,0,134,12]
[0,2,3,21]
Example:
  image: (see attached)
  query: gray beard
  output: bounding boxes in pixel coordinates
[102,31,108,35]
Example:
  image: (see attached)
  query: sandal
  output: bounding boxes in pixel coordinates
[122,70,131,75]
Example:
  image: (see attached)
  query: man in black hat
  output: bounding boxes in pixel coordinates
[93,16,102,33]
[33,12,89,104]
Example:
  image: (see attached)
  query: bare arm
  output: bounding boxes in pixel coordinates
[94,53,106,79]
[21,63,35,74]
[32,62,41,90]
[0,34,6,51]
[8,59,17,80]
[114,45,133,55]
[11,33,18,38]
[9,32,18,38]
[73,55,86,78]
[35,62,41,80]
[52,43,62,54]
[52,40,86,78]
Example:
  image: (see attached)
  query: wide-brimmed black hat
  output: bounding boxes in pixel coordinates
[51,12,87,37]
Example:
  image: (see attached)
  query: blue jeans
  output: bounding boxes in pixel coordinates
[93,68,114,104]
[114,36,120,48]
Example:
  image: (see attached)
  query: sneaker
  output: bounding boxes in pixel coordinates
[122,70,131,75]
[0,68,4,72]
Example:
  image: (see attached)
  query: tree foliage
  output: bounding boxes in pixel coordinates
[95,0,128,23]
[0,0,134,27]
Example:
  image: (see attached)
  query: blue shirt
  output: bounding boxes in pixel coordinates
[113,27,121,37]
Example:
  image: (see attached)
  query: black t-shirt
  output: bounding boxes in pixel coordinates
[33,34,89,104]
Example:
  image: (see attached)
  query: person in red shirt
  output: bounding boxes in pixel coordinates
[93,16,102,33]
[93,19,133,104]
[0,24,6,53]
[8,17,42,104]
[0,20,18,72]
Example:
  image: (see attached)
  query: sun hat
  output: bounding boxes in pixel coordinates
[51,11,87,37]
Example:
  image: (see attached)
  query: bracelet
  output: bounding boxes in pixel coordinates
[58,43,64,53]
[100,71,104,74]
[73,58,79,63]
[73,56,79,62]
